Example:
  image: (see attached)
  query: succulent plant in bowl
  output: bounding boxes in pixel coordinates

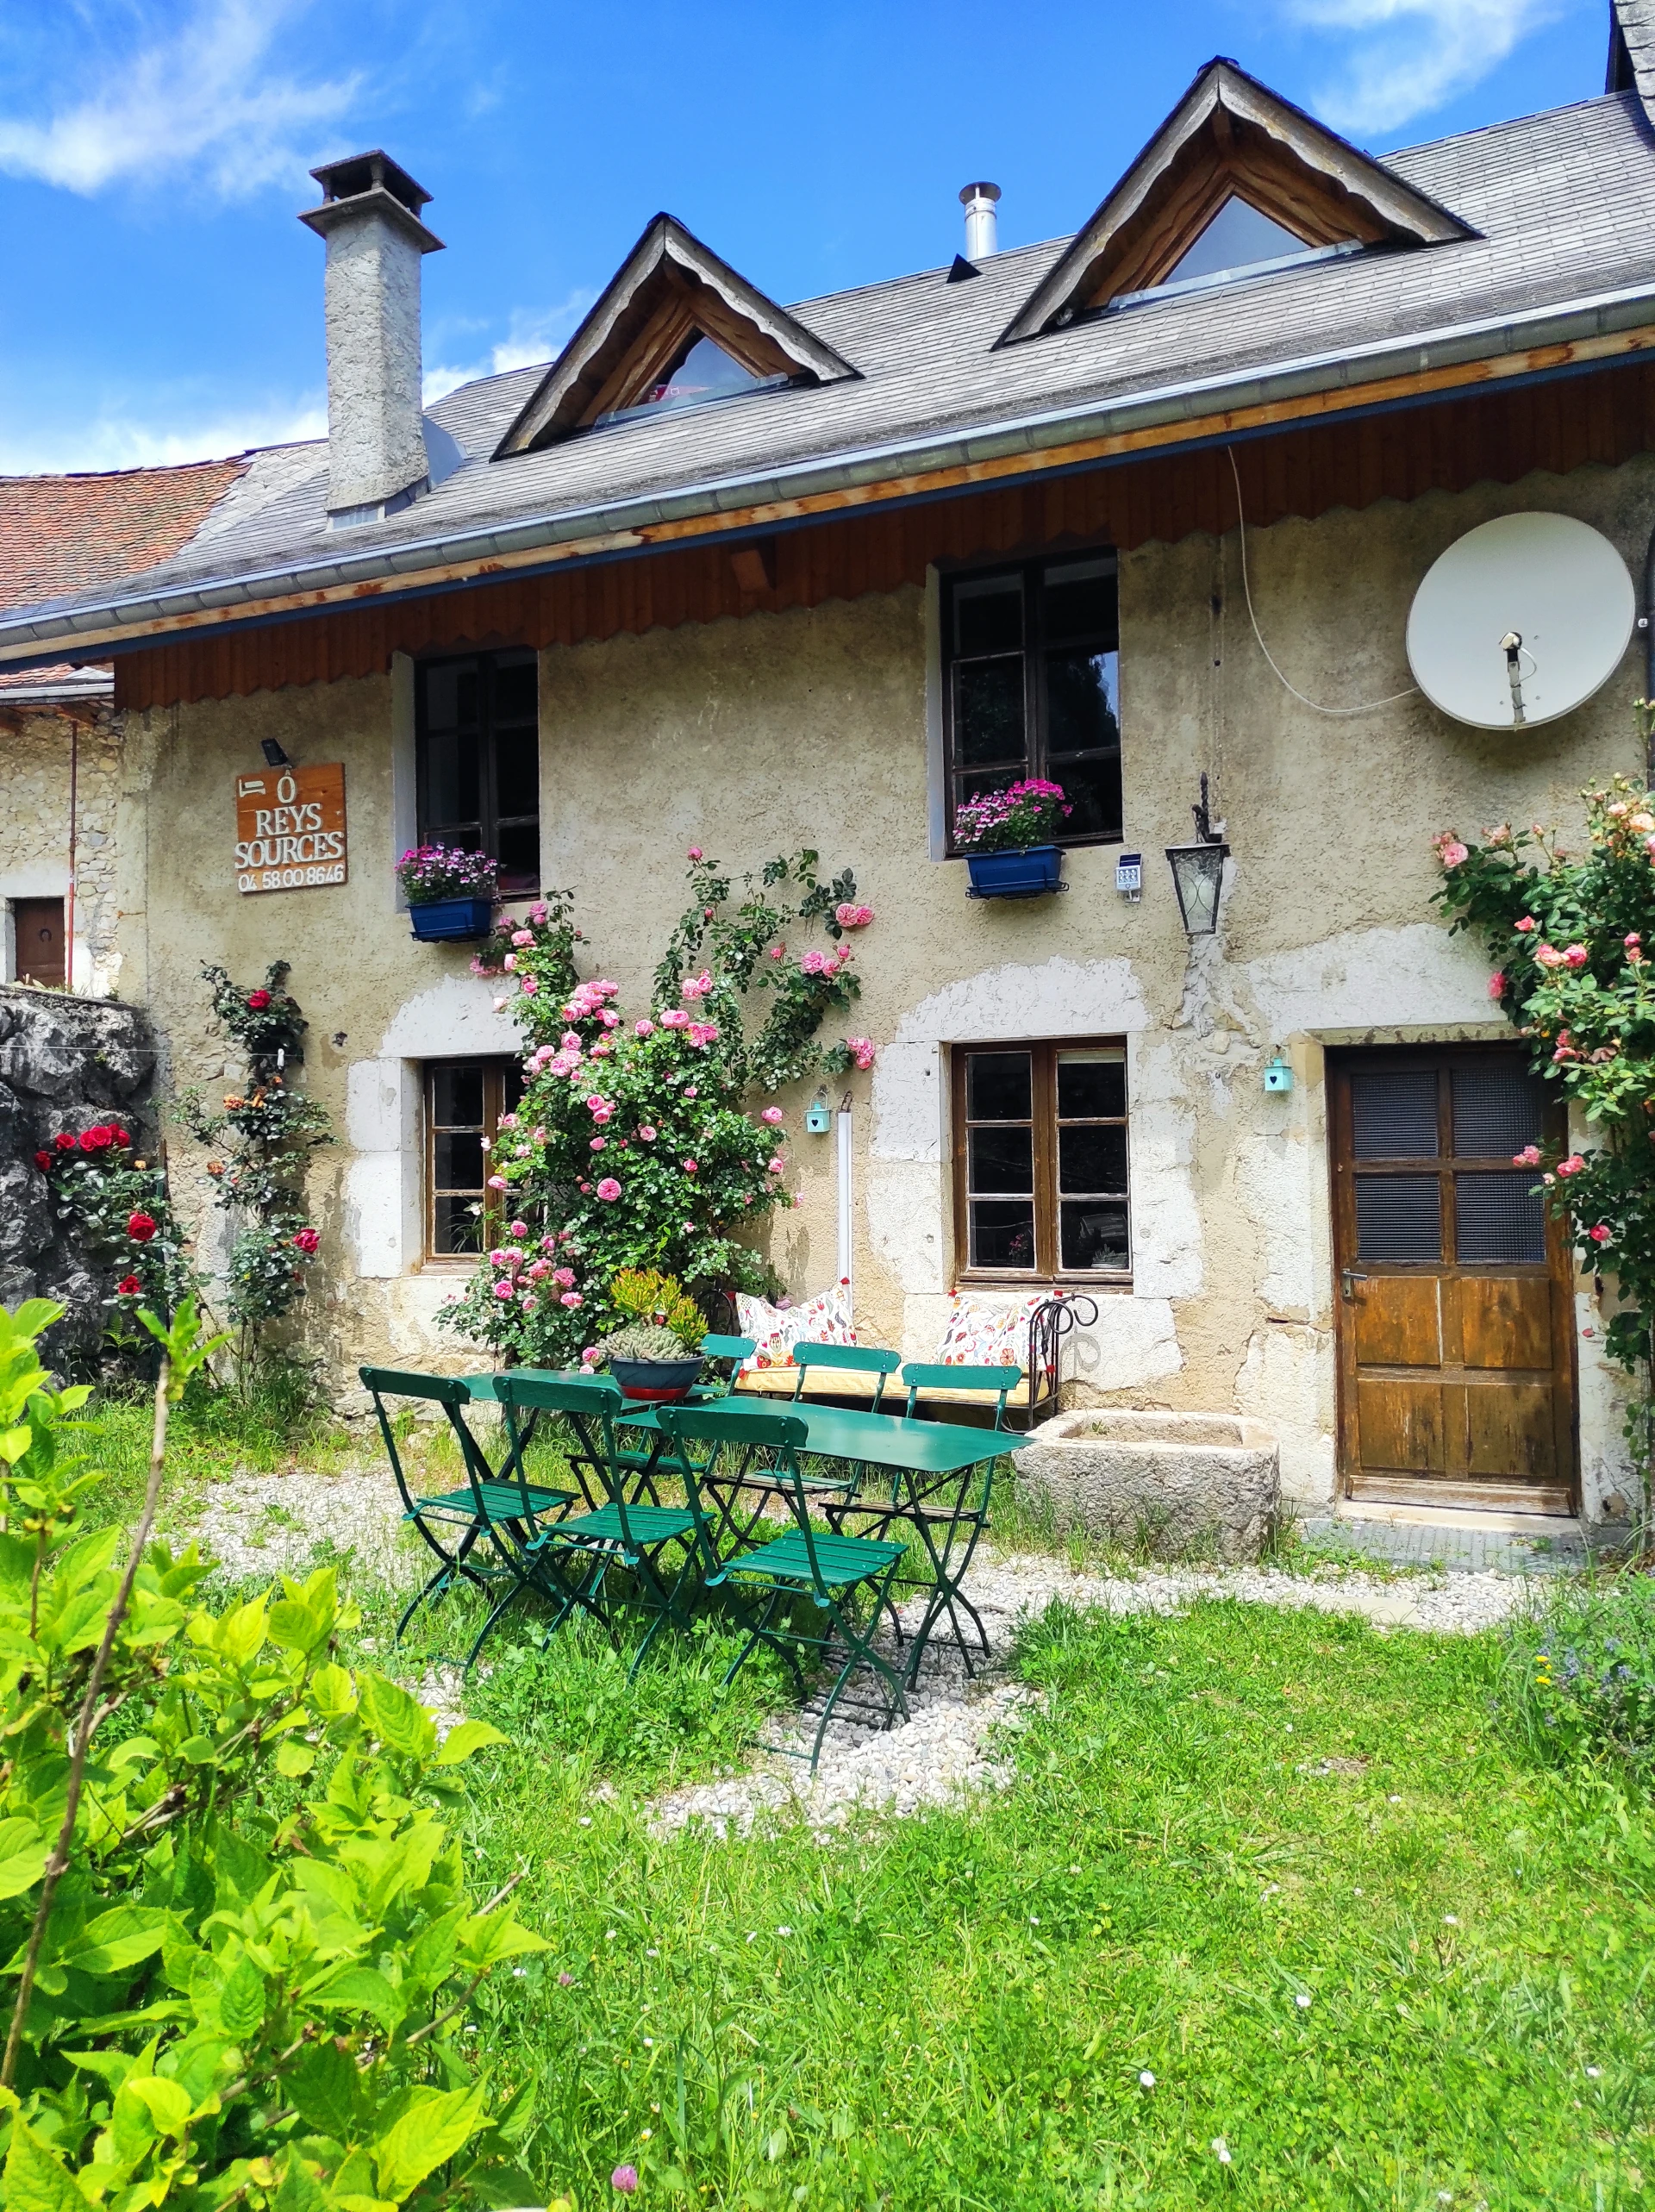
[592,1321,706,1402]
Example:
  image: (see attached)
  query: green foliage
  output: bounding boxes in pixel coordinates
[179,963,332,1343]
[609,1269,705,1351]
[441,849,874,1367]
[0,1300,543,2209]
[1499,1572,1655,1778]
[34,1136,203,1364]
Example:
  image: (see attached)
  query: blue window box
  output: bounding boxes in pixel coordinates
[409,896,495,942]
[965,845,1065,900]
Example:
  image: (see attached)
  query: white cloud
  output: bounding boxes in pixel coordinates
[0,0,360,197]
[1279,0,1570,134]
[423,291,598,403]
[0,397,326,475]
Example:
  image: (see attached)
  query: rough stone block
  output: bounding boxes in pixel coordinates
[1015,1409,1281,1562]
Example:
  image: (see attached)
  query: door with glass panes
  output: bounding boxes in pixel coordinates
[1328,1048,1576,1512]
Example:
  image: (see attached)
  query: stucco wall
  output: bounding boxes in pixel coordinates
[0,704,122,995]
[114,454,1655,1513]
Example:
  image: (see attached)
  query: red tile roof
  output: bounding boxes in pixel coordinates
[0,459,247,615]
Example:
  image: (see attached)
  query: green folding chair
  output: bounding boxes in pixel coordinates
[659,1404,909,1769]
[691,1333,757,1399]
[496,1371,718,1678]
[898,1362,1021,1429]
[359,1365,578,1656]
[789,1340,902,1410]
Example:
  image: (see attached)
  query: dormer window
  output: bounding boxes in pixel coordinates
[1158,194,1313,290]
[593,331,787,428]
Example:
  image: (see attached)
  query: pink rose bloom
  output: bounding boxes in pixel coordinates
[1488,972,1506,999]
[1627,932,1643,948]
[593,1106,613,1124]
[767,1156,784,1174]
[1558,1155,1586,1178]
[520,1290,537,1311]
[689,1022,720,1048]
[500,1113,518,1129]
[635,1019,655,1036]
[661,1007,690,1028]
[591,1040,613,1058]
[587,1093,608,1112]
[1564,945,1589,968]
[834,902,860,927]
[530,903,548,924]
[762,1105,784,1125]
[509,1220,528,1238]
[503,953,517,972]
[533,1125,547,1142]
[683,1159,698,1174]
[489,1248,509,1267]
[487,1175,508,1190]
[553,1266,576,1287]
[639,1125,657,1140]
[1513,1145,1542,1166]
[590,1135,606,1151]
[561,1290,584,1308]
[769,945,785,959]
[580,1181,591,1192]
[562,1031,583,1051]
[1590,1223,1613,1243]
[1533,945,1567,969]
[801,949,828,976]
[512,928,534,947]
[1646,835,1655,859]
[492,1280,515,1301]
[520,977,539,996]
[1514,915,1536,933]
[684,1085,698,1100]
[1434,837,1469,867]
[596,1177,622,1201]
[492,997,509,1013]
[848,1037,876,1070]
[600,1009,621,1028]
[527,1259,551,1280]
[687,847,703,861]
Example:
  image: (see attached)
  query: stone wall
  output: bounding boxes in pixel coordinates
[0,985,156,1353]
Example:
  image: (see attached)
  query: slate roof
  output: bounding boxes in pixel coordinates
[1611,0,1655,115]
[5,84,1655,654]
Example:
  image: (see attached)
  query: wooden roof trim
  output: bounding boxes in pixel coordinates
[999,57,1474,343]
[33,316,1655,665]
[495,215,858,455]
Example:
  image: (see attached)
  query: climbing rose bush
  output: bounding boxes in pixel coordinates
[443,850,877,1366]
[1433,773,1655,1484]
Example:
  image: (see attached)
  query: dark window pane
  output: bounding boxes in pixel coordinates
[966,1052,1032,1122]
[1059,1123,1127,1194]
[971,1198,1036,1270]
[1352,1072,1439,1160]
[492,658,538,723]
[1452,1065,1550,1161]
[1355,1174,1442,1261]
[422,661,479,732]
[434,1130,484,1190]
[1048,754,1121,842]
[1058,1052,1126,1119]
[970,1125,1034,1195]
[424,731,481,831]
[955,659,1026,766]
[955,577,1022,656]
[430,1064,484,1126]
[496,822,540,893]
[1455,1172,1546,1264]
[432,1196,484,1255]
[1041,561,1115,645]
[1061,1200,1129,1271]
[505,1065,526,1114]
[494,728,540,820]
[1046,647,1121,758]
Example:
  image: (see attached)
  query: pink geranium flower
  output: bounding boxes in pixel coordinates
[596,1177,622,1201]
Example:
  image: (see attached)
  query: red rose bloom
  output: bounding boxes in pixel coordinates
[53,1131,77,1151]
[33,1151,50,1172]
[79,1125,115,1153]
[116,1274,141,1296]
[109,1127,128,1147]
[127,1211,158,1243]
[292,1227,320,1255]
[247,989,272,1010]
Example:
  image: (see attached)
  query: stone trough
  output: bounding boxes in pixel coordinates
[1015,1409,1280,1562]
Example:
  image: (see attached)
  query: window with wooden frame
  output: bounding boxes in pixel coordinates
[415,650,540,895]
[425,1059,525,1259]
[952,1042,1130,1283]
[942,556,1121,850]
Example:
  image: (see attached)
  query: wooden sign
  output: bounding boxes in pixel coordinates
[234,765,347,895]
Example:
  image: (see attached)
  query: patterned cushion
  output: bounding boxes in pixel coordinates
[934,1290,1046,1370]
[735,1281,855,1372]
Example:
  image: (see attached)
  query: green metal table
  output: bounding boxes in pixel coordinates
[617,1394,1027,1686]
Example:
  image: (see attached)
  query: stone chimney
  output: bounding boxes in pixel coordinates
[299,152,444,525]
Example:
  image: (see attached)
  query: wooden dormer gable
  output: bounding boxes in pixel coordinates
[495,215,858,456]
[999,57,1473,344]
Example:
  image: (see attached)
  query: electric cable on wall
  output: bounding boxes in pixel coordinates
[1227,445,1420,717]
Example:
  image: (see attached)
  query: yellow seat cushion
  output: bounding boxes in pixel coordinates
[733,1367,1035,1411]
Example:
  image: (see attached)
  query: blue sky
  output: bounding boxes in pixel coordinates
[0,0,1612,474]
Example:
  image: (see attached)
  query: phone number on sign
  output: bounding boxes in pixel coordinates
[237,862,347,893]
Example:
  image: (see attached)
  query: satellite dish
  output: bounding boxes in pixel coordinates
[1406,512,1635,730]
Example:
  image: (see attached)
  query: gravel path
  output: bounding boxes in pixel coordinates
[191,1466,409,1584]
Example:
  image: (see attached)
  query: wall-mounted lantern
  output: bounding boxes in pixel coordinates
[805,1088,833,1134]
[1263,1054,1293,1094]
[1165,772,1229,936]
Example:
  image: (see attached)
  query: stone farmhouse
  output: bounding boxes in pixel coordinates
[7,9,1655,1527]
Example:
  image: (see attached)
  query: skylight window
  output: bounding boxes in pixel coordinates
[594,332,786,428]
[1158,195,1311,289]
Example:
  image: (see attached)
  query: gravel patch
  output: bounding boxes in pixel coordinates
[191,1466,409,1584]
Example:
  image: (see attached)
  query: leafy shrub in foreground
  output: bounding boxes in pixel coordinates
[0,1297,545,2209]
[1500,1572,1655,1777]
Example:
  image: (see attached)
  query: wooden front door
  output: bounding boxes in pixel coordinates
[12,899,65,989]
[1330,1047,1576,1514]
